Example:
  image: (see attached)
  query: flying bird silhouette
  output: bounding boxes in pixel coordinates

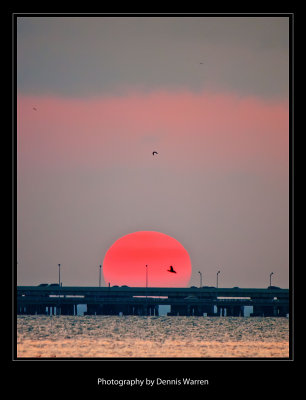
[167,266,177,274]
[152,151,158,156]
[32,107,37,111]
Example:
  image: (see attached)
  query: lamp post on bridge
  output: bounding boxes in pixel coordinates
[58,264,61,287]
[198,271,202,288]
[58,264,61,315]
[99,265,102,287]
[269,272,274,287]
[145,265,148,314]
[217,270,220,288]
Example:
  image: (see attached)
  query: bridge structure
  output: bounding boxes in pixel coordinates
[17,286,289,317]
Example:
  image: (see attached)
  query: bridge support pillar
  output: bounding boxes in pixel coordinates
[192,305,203,316]
[142,304,156,316]
[217,306,226,316]
[169,305,188,316]
[226,305,243,317]
[17,305,25,315]
[277,305,289,317]
[139,304,147,316]
[251,305,277,317]
[35,304,47,315]
[202,304,215,316]
[25,304,37,315]
[122,305,133,315]
[129,305,141,315]
[60,304,74,315]
[85,304,98,315]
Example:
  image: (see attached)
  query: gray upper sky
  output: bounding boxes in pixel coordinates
[17,16,289,98]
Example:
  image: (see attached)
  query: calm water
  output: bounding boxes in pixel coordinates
[17,315,289,358]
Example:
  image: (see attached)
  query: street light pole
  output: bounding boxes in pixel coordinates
[145,265,148,314]
[99,265,102,287]
[269,272,274,287]
[198,271,202,288]
[217,270,220,288]
[58,264,61,315]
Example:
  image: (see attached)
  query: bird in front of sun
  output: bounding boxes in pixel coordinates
[152,151,158,156]
[167,266,177,274]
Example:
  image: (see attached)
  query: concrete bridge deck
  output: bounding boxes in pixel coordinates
[17,286,289,317]
[17,286,289,298]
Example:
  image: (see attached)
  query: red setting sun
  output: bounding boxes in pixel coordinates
[102,231,192,287]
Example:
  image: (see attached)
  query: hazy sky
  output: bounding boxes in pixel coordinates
[17,16,289,288]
